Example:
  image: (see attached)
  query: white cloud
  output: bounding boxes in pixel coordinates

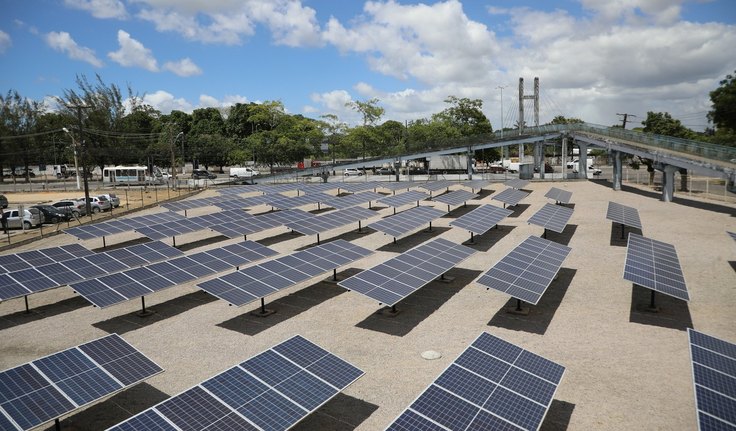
[142,90,193,113]
[0,30,10,53]
[107,30,158,71]
[199,93,249,108]
[64,0,128,19]
[45,31,103,67]
[163,58,202,76]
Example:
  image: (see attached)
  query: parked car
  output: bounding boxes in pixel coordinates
[0,194,7,209]
[31,205,71,224]
[230,167,259,178]
[534,163,555,173]
[98,193,120,208]
[12,169,35,178]
[375,167,395,175]
[79,196,111,213]
[191,169,217,180]
[2,208,42,229]
[52,199,86,217]
[344,168,363,176]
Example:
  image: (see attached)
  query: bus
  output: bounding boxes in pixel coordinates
[102,166,163,185]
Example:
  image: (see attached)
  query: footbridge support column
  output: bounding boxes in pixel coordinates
[660,164,678,202]
[612,150,622,191]
[577,142,588,179]
[534,142,544,179]
[467,148,474,180]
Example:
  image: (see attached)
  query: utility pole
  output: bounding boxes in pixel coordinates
[616,113,637,129]
[69,104,92,217]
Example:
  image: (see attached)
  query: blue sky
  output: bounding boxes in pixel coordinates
[1,0,735,130]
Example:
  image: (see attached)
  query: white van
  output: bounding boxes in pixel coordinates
[567,158,602,175]
[229,167,259,178]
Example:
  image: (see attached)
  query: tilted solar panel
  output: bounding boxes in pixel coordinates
[623,233,689,301]
[527,203,574,233]
[417,180,453,193]
[338,181,380,193]
[504,179,530,189]
[544,187,573,204]
[323,191,384,210]
[368,206,446,239]
[65,212,185,240]
[266,192,333,210]
[376,190,429,208]
[107,335,363,431]
[0,334,162,431]
[687,328,736,431]
[386,332,565,431]
[606,201,643,230]
[379,181,419,192]
[432,190,478,208]
[285,207,377,236]
[0,244,92,274]
[296,182,338,194]
[460,179,491,192]
[492,188,530,207]
[476,236,572,305]
[339,238,476,306]
[197,239,372,307]
[450,204,513,236]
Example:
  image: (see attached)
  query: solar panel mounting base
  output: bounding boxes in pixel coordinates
[251,308,276,317]
[437,274,454,283]
[378,305,401,317]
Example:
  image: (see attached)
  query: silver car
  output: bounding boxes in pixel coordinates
[2,208,42,229]
[98,193,120,208]
[79,196,111,213]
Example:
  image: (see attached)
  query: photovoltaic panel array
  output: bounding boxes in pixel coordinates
[136,210,252,240]
[323,191,384,210]
[65,212,185,240]
[296,183,338,194]
[285,207,377,236]
[0,334,162,431]
[339,238,475,306]
[380,181,418,192]
[209,209,308,239]
[266,192,333,210]
[527,203,574,233]
[0,244,92,274]
[368,205,446,239]
[161,196,220,212]
[544,187,573,204]
[0,241,182,302]
[433,190,478,208]
[450,205,513,236]
[504,179,530,189]
[377,190,429,208]
[107,335,363,431]
[418,180,453,193]
[459,179,491,192]
[197,239,373,306]
[476,236,572,305]
[71,241,277,308]
[387,332,565,431]
[254,183,302,194]
[213,198,258,211]
[687,328,736,431]
[218,185,259,195]
[492,188,530,207]
[338,181,379,193]
[623,233,689,301]
[606,201,643,230]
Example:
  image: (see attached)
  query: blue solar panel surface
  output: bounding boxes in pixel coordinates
[476,236,572,305]
[368,205,446,238]
[266,192,333,210]
[323,191,384,210]
[296,183,338,194]
[198,239,372,306]
[492,188,530,206]
[339,238,476,306]
[387,332,564,431]
[379,181,419,192]
[418,180,453,193]
[65,212,185,240]
[504,179,530,189]
[460,179,491,192]
[432,190,478,208]
[527,203,574,233]
[688,328,736,431]
[338,181,380,193]
[544,187,573,204]
[377,190,429,208]
[449,204,513,236]
[0,244,92,274]
[209,209,300,239]
[285,207,377,236]
[136,210,251,240]
[623,233,689,301]
[0,334,162,431]
[606,201,643,230]
[107,335,363,431]
[72,241,277,308]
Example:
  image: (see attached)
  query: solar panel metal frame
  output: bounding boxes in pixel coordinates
[504,179,530,189]
[544,187,573,204]
[623,233,689,301]
[492,188,530,206]
[65,212,185,240]
[450,204,513,236]
[337,181,380,193]
[379,181,418,192]
[322,191,384,210]
[0,244,93,274]
[606,201,643,230]
[687,328,736,431]
[376,190,429,208]
[459,179,491,192]
[0,333,162,431]
[106,334,363,431]
[386,331,565,431]
[266,192,333,210]
[432,190,478,208]
[285,207,377,236]
[527,203,574,233]
[476,235,572,305]
[339,238,476,306]
[417,180,453,193]
[368,205,446,239]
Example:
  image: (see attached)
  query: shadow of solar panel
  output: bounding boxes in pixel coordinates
[624,234,688,301]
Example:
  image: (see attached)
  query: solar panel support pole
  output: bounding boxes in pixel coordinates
[184,209,188,217]
[55,418,60,431]
[138,296,154,317]
[24,295,30,314]
[332,268,338,281]
[621,223,626,240]
[251,297,275,317]
[469,232,475,244]
[102,236,106,249]
[317,233,320,245]
[172,236,176,247]
[543,228,547,239]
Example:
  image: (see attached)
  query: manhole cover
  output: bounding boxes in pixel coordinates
[421,350,442,360]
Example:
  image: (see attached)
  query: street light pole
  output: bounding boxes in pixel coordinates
[496,85,506,138]
[170,131,183,186]
[62,127,81,190]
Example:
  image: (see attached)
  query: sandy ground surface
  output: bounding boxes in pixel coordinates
[0,177,735,431]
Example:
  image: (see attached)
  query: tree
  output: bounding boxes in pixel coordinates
[0,90,44,182]
[549,115,584,125]
[346,98,384,159]
[434,96,492,136]
[320,114,347,163]
[708,70,736,132]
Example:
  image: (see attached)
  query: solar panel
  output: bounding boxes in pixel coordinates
[377,190,429,209]
[136,210,251,240]
[285,207,377,236]
[623,233,689,301]
[0,334,162,431]
[72,241,277,308]
[296,183,338,194]
[527,203,574,233]
[492,188,530,207]
[687,328,736,431]
[0,241,183,302]
[432,190,478,209]
[450,205,513,236]
[253,183,302,194]
[323,191,384,210]
[107,335,363,431]
[0,244,92,274]
[266,192,333,210]
[544,187,573,204]
[476,236,572,305]
[418,180,453,193]
[504,179,529,189]
[387,332,565,431]
[338,181,380,193]
[197,239,372,307]
[210,210,297,239]
[161,196,219,212]
[459,179,491,192]
[368,206,446,239]
[379,181,418,192]
[65,212,185,240]
[339,238,476,306]
[606,201,643,230]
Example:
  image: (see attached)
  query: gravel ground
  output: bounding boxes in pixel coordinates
[0,178,734,431]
